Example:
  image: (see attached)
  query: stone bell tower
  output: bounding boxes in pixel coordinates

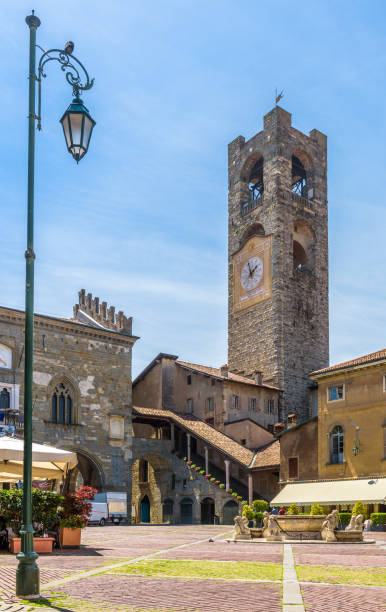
[227,106,329,422]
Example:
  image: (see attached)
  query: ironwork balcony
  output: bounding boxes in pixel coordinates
[240,194,263,216]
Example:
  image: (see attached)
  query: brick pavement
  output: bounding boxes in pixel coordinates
[301,583,386,611]
[0,526,384,611]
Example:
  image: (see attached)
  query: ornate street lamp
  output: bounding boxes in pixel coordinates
[17,13,95,599]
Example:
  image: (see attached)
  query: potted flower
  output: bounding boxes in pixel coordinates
[194,466,201,472]
[219,484,225,489]
[226,489,232,494]
[199,470,205,475]
[210,477,216,483]
[59,485,96,548]
[0,489,62,554]
[214,480,220,486]
[187,460,192,466]
[205,474,211,480]
[236,496,243,501]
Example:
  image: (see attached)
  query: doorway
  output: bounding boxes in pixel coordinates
[200,497,215,524]
[140,495,151,523]
[180,498,193,524]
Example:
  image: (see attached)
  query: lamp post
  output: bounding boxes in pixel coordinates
[16,13,95,598]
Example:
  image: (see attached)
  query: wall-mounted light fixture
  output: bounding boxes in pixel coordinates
[353,426,361,456]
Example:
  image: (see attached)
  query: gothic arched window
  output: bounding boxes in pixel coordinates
[51,382,73,425]
[330,425,344,464]
[0,388,10,423]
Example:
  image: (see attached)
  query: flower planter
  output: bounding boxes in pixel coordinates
[60,527,82,547]
[10,537,54,554]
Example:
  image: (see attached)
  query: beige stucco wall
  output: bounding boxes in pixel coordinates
[316,364,386,479]
[133,361,163,409]
[224,419,273,448]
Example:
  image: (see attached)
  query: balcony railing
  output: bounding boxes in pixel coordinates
[240,194,263,216]
[291,189,313,207]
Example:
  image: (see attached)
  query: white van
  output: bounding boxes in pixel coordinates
[89,501,108,525]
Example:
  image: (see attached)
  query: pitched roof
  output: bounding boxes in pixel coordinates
[250,439,280,469]
[132,406,279,469]
[311,348,386,377]
[176,360,280,390]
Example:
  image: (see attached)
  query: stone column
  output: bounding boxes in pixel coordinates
[225,459,230,491]
[204,446,209,474]
[187,433,191,462]
[248,473,253,506]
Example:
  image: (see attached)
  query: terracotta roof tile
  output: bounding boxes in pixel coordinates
[250,439,280,469]
[176,360,280,390]
[311,348,386,376]
[132,406,279,469]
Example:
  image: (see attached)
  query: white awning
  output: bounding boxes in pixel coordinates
[0,436,77,482]
[271,478,386,506]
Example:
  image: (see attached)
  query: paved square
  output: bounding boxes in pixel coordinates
[0,526,384,611]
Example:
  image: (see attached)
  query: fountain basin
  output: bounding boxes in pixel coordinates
[276,515,326,540]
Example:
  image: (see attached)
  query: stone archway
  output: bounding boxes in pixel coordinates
[140,495,151,523]
[64,449,105,493]
[131,453,172,524]
[201,497,215,524]
[223,500,239,525]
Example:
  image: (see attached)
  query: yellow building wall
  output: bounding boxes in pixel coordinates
[317,364,386,480]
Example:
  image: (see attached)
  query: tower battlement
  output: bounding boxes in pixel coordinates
[73,289,132,334]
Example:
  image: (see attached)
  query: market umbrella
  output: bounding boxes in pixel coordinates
[0,436,77,482]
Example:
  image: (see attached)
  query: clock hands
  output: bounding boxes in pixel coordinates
[248,262,259,278]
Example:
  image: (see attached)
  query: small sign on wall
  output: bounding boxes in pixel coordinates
[109,415,125,440]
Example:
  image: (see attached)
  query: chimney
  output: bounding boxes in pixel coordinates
[220,364,228,377]
[254,371,263,385]
[274,422,285,435]
[287,413,297,429]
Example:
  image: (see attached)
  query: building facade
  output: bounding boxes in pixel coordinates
[0,290,138,495]
[227,106,329,421]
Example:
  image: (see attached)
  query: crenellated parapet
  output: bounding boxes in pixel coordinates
[73,289,132,334]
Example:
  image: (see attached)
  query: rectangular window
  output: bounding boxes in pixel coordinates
[288,457,298,479]
[240,438,246,446]
[205,397,214,411]
[249,398,257,411]
[232,395,239,409]
[328,384,344,402]
[187,375,192,386]
[186,398,193,414]
[211,378,215,386]
[268,399,274,414]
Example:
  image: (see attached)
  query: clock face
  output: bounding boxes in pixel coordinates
[240,256,263,291]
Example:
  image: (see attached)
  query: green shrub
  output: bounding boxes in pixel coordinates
[242,504,254,520]
[191,464,196,468]
[252,499,268,513]
[60,515,86,529]
[352,501,367,518]
[210,477,216,482]
[338,512,352,527]
[199,470,205,475]
[183,457,187,461]
[0,489,63,536]
[370,513,386,527]
[310,502,324,515]
[241,500,248,505]
[219,484,225,489]
[232,492,238,497]
[287,503,299,515]
[254,511,264,524]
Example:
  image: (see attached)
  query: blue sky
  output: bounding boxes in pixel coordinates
[1,0,386,378]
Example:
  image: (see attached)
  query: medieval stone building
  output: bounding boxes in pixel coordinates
[0,290,137,494]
